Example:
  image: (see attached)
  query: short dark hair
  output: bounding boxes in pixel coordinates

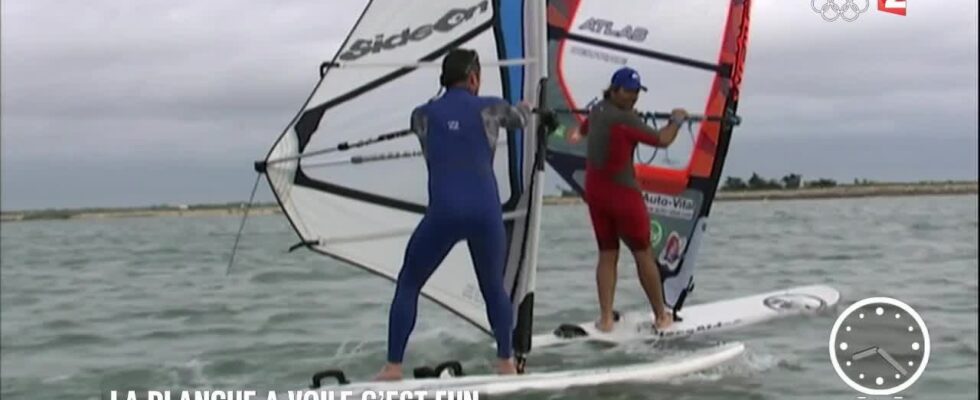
[440,48,481,87]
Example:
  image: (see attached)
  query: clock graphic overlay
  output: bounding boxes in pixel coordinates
[829,297,930,396]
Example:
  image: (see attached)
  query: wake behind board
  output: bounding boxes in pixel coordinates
[309,342,744,395]
[533,285,840,349]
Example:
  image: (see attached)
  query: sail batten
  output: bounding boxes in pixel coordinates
[546,25,724,73]
[324,58,538,69]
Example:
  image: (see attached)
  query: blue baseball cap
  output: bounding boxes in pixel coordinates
[610,67,647,92]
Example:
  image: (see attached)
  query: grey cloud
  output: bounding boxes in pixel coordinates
[2,0,366,158]
[721,133,979,183]
[1,0,977,210]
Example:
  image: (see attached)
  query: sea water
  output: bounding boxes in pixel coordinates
[2,195,976,399]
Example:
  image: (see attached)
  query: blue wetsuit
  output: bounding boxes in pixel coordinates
[386,87,531,363]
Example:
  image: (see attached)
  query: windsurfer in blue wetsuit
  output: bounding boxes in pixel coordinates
[375,48,532,381]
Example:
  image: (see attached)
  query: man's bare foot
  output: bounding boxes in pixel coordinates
[495,358,518,375]
[654,313,673,331]
[595,317,615,333]
[374,363,403,381]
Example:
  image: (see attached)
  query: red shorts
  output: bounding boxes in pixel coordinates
[584,173,651,251]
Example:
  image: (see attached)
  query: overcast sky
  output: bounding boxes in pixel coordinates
[2,0,977,211]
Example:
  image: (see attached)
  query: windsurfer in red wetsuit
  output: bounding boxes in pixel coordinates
[567,67,687,332]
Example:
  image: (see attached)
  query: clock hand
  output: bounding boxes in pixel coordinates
[851,346,879,361]
[877,348,908,376]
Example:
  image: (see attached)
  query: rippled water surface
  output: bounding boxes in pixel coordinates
[2,195,977,399]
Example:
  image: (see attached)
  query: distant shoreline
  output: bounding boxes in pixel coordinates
[2,181,976,223]
[714,181,978,202]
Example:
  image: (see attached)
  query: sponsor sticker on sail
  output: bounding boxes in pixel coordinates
[658,231,686,272]
[643,193,695,220]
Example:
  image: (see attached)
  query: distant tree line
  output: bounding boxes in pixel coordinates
[721,173,840,191]
[556,175,967,195]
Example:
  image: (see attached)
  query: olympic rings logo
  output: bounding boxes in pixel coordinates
[811,0,870,22]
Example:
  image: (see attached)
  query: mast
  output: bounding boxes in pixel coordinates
[509,0,548,373]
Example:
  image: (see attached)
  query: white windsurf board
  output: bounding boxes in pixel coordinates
[311,342,744,395]
[532,284,840,348]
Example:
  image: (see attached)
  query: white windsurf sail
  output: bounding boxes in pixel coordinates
[255,0,548,368]
[543,0,752,316]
